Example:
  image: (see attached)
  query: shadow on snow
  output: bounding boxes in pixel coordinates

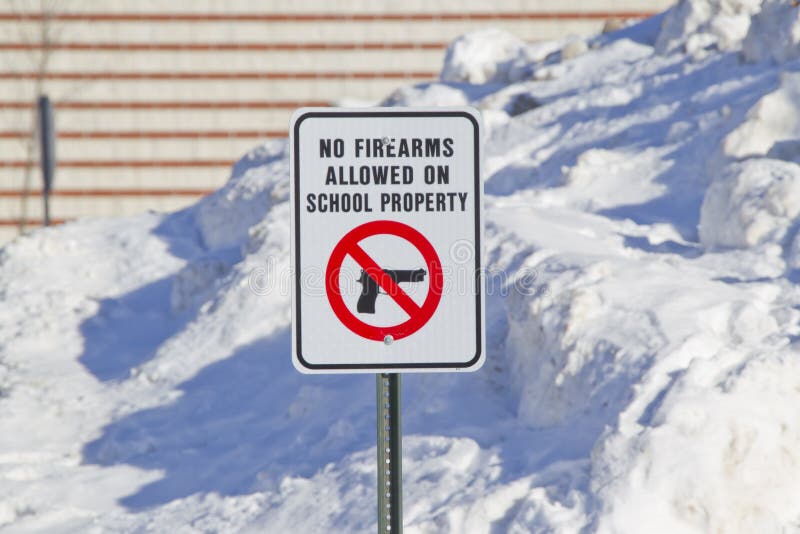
[82,328,377,509]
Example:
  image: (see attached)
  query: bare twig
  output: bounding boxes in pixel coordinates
[16,0,60,233]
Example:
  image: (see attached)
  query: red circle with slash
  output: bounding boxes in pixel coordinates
[326,220,443,341]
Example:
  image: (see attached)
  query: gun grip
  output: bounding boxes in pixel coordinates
[357,293,377,314]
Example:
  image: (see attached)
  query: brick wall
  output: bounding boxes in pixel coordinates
[0,0,673,243]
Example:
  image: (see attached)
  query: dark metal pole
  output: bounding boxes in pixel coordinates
[377,373,402,533]
[37,94,55,226]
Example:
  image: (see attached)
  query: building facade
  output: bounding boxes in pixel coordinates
[0,0,673,244]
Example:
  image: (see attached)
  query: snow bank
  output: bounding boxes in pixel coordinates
[593,349,800,534]
[707,67,800,253]
[194,140,288,251]
[656,0,762,56]
[504,259,664,429]
[723,71,800,159]
[381,82,470,107]
[700,158,800,249]
[742,0,800,63]
[658,0,800,62]
[440,28,532,85]
[5,2,800,532]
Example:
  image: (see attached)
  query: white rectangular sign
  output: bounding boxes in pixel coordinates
[290,107,484,373]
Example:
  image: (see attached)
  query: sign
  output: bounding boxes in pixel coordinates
[290,108,484,373]
[326,220,443,342]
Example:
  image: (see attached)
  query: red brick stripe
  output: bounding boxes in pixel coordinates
[0,100,324,110]
[2,160,233,168]
[0,41,448,51]
[0,218,67,227]
[0,71,436,80]
[63,131,287,139]
[0,131,30,139]
[0,130,287,139]
[0,11,656,22]
[0,189,213,197]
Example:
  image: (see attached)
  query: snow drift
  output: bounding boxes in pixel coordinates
[2,1,800,532]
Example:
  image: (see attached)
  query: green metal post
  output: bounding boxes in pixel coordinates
[377,373,402,533]
[38,95,55,227]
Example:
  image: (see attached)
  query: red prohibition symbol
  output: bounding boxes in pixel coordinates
[326,220,443,341]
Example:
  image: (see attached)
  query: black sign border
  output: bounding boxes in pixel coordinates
[293,110,482,371]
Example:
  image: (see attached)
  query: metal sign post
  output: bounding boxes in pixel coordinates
[37,94,56,227]
[289,107,485,533]
[377,373,402,533]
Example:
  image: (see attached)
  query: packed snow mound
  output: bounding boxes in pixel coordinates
[593,348,800,533]
[723,71,800,159]
[505,259,666,429]
[658,0,800,62]
[742,0,800,62]
[381,82,471,107]
[440,28,533,84]
[656,0,762,55]
[195,139,289,251]
[5,3,800,533]
[700,158,800,248]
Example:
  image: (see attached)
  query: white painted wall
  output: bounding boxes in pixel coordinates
[0,0,674,243]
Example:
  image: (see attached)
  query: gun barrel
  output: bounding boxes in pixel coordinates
[383,269,427,283]
[359,268,427,285]
[410,268,426,282]
[356,268,427,312]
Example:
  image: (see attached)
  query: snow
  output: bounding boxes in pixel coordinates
[3,3,800,532]
[656,0,762,56]
[440,29,535,85]
[723,71,800,159]
[700,158,800,248]
[743,0,800,63]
